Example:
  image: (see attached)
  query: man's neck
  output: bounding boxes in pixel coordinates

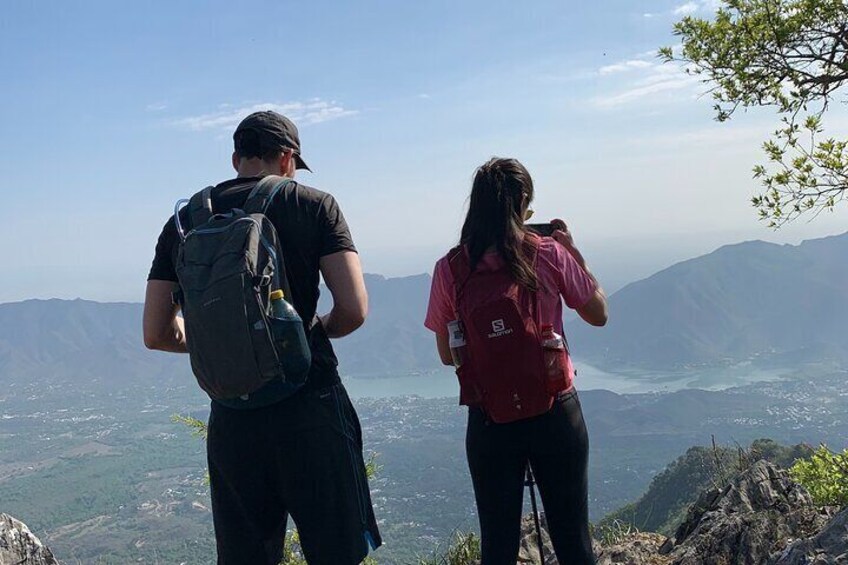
[237,168,271,178]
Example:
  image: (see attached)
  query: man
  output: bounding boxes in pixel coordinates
[143,111,382,564]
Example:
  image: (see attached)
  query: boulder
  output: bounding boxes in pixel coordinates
[770,506,848,564]
[0,513,59,565]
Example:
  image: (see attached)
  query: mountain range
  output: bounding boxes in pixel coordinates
[568,231,848,370]
[0,232,845,380]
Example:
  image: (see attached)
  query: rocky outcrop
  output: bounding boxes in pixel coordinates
[590,460,841,565]
[770,506,848,564]
[0,513,58,565]
[662,460,831,565]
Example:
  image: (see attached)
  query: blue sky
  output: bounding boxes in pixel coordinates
[1,0,846,302]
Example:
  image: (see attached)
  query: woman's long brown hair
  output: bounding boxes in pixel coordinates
[460,157,538,291]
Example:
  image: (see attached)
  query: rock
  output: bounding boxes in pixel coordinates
[770,506,848,564]
[517,513,556,564]
[596,532,670,565]
[666,460,830,565]
[516,513,670,564]
[0,513,59,565]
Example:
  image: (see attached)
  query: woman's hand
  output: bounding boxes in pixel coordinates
[552,218,588,270]
[551,219,575,251]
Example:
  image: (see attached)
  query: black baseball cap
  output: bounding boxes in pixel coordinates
[233,110,312,171]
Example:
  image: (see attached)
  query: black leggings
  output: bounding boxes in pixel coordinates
[466,390,594,565]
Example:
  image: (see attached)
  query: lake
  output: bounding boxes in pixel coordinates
[342,362,792,399]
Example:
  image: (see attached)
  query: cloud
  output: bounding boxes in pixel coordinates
[599,60,654,75]
[592,52,699,108]
[594,77,697,107]
[146,103,168,112]
[644,1,722,19]
[171,100,357,131]
[673,2,700,15]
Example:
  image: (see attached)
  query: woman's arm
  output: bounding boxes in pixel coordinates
[435,333,454,366]
[552,220,609,327]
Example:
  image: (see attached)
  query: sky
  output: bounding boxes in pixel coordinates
[1,0,846,303]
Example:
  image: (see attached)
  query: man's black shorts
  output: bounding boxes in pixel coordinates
[207,383,382,565]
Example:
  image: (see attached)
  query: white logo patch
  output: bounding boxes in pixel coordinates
[488,319,514,339]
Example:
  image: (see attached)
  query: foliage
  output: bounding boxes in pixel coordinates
[416,531,481,565]
[660,0,848,226]
[789,444,848,506]
[171,414,208,439]
[593,518,640,546]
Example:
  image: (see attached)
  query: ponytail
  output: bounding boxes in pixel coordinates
[460,158,538,291]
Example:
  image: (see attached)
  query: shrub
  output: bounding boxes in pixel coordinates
[417,531,481,565]
[789,445,848,506]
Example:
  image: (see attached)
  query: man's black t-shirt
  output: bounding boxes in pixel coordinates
[148,176,356,399]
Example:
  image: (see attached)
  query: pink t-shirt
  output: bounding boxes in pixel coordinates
[424,238,597,341]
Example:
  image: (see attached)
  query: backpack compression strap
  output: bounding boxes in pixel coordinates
[244,175,295,215]
[187,186,215,229]
[243,175,297,305]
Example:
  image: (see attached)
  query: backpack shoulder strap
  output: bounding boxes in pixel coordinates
[187,186,215,228]
[244,175,294,215]
[522,232,541,268]
[447,245,472,313]
[521,232,543,329]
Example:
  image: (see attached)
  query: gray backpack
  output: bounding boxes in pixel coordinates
[173,175,311,401]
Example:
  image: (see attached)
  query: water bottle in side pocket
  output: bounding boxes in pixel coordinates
[269,289,312,383]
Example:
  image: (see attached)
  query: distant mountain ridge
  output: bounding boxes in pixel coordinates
[0,273,438,383]
[1,232,845,380]
[569,232,848,370]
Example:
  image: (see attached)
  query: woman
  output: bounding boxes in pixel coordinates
[424,157,608,564]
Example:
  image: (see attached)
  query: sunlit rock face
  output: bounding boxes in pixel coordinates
[0,513,59,565]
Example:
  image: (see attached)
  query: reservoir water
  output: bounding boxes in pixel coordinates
[342,362,791,399]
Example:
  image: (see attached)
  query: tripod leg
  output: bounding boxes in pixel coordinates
[526,466,546,564]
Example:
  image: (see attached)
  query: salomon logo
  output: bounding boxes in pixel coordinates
[488,319,514,339]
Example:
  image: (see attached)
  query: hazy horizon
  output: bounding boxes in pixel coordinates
[2,227,845,305]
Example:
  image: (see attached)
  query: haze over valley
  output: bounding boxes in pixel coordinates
[2,232,846,562]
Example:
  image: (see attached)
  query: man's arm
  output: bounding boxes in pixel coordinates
[143,280,188,353]
[318,250,368,338]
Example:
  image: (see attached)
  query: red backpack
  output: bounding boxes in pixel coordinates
[448,234,555,423]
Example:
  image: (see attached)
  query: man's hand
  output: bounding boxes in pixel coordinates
[143,280,188,353]
[319,251,368,338]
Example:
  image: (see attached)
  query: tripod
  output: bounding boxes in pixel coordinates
[525,465,546,564]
